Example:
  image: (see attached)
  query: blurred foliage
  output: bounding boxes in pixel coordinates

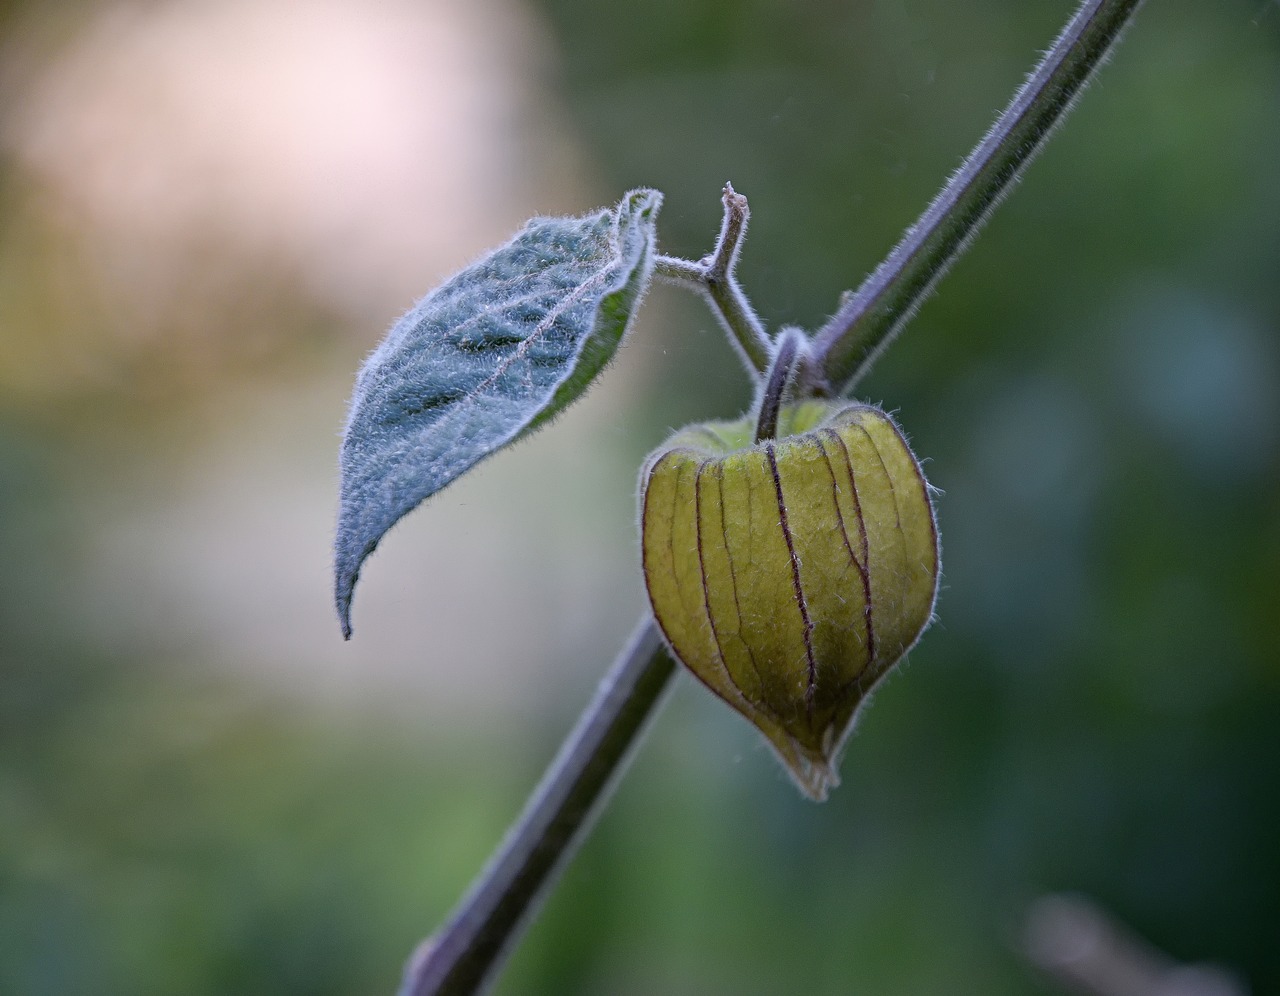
[1,1,1278,995]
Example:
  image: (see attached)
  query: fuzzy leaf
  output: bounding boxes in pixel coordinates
[336,189,662,637]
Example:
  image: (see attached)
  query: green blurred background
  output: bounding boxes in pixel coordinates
[2,0,1277,993]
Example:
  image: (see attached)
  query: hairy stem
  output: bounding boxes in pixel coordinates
[810,0,1146,394]
[655,183,772,377]
[399,619,674,996]
[754,329,804,443]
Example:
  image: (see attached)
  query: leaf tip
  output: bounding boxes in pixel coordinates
[334,553,358,640]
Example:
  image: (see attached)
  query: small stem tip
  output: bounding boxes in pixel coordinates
[706,183,748,284]
[654,183,772,378]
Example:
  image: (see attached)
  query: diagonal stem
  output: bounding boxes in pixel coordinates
[810,0,1147,395]
[399,619,675,996]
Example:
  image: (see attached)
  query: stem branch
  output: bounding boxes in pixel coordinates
[811,0,1146,394]
[655,183,772,377]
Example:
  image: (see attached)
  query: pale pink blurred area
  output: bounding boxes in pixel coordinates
[0,0,657,720]
[1,0,591,403]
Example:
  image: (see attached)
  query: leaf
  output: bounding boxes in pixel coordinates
[335,189,662,637]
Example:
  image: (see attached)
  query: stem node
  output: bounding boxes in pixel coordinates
[654,182,773,377]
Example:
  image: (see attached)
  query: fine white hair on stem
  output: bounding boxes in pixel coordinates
[810,0,1147,395]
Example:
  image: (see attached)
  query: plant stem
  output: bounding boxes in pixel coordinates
[810,0,1147,394]
[396,2,1147,992]
[399,619,675,996]
[753,328,804,443]
[655,183,772,378]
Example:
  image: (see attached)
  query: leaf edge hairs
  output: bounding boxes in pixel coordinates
[640,401,940,800]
